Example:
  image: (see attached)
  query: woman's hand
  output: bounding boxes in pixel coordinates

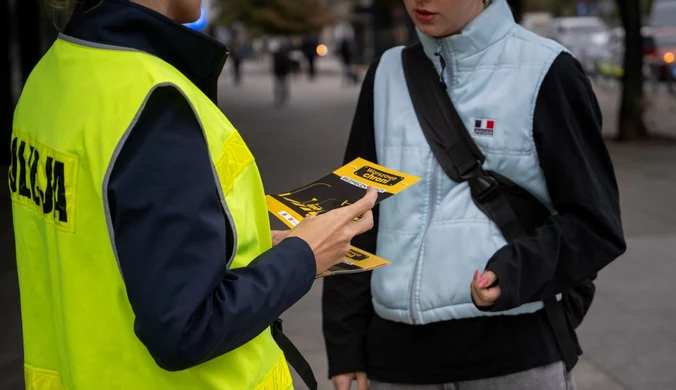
[271,230,290,246]
[332,372,368,390]
[288,187,377,274]
[471,270,501,307]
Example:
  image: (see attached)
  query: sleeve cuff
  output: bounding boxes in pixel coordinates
[327,343,368,378]
[280,236,317,292]
[482,258,515,312]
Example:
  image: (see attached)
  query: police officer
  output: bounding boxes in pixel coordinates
[10,0,376,389]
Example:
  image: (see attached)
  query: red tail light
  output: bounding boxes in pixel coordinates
[644,47,657,57]
[643,36,657,57]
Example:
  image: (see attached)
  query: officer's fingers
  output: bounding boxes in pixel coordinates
[350,210,374,236]
[343,187,378,219]
[356,372,368,390]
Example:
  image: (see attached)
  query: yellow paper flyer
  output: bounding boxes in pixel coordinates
[266,158,421,277]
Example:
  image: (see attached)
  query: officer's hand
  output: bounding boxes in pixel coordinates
[271,230,290,246]
[331,372,368,390]
[288,187,377,274]
[471,270,501,307]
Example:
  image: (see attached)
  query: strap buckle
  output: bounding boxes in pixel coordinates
[462,161,499,203]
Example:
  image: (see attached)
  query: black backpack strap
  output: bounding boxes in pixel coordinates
[463,165,528,242]
[400,44,484,183]
[401,42,579,371]
[272,318,318,390]
[544,298,580,371]
[400,43,526,242]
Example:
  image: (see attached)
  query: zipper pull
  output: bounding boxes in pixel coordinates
[434,41,448,90]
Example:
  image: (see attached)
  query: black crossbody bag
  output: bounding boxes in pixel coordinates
[401,42,595,371]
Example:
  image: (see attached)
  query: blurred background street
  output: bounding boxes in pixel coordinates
[2,0,676,389]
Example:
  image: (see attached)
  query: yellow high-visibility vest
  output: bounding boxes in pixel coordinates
[10,34,292,390]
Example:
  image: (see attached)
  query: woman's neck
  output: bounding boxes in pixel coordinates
[439,0,487,38]
[130,0,169,18]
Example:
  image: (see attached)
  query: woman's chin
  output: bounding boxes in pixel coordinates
[416,24,450,39]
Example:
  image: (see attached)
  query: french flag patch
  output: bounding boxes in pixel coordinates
[474,119,495,136]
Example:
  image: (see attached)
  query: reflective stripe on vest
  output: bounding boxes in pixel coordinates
[11,35,292,390]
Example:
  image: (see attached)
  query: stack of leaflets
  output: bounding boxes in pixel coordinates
[266,158,421,278]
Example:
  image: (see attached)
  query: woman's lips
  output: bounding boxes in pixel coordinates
[415,9,438,23]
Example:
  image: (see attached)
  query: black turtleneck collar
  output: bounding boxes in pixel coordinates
[64,0,228,103]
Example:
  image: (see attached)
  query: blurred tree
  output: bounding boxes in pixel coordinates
[218,0,332,35]
[616,0,648,140]
[642,0,654,15]
[547,0,577,17]
[508,0,523,22]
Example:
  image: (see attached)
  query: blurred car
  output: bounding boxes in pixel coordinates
[645,0,676,83]
[595,28,625,79]
[582,30,613,76]
[593,27,658,82]
[549,17,610,75]
[521,12,553,38]
[649,0,676,29]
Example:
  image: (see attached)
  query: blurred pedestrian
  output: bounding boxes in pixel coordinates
[272,37,292,107]
[323,0,626,389]
[339,37,359,86]
[229,31,244,86]
[301,34,319,81]
[10,0,378,389]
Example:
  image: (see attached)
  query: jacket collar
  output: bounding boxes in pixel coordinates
[63,0,228,102]
[417,0,515,69]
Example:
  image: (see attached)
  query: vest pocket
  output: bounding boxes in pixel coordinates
[254,353,293,390]
[24,364,64,390]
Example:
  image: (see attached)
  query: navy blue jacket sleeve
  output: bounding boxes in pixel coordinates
[484,53,627,311]
[107,85,316,371]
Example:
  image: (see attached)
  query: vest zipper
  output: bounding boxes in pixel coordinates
[408,40,449,325]
[434,40,452,90]
[409,160,439,325]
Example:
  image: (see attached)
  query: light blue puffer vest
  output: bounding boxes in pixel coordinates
[372,0,566,325]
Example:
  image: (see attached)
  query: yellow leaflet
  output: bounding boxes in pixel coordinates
[334,157,421,194]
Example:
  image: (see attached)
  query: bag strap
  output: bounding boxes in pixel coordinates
[543,297,581,371]
[272,318,318,390]
[400,43,526,242]
[401,42,579,371]
[400,44,484,183]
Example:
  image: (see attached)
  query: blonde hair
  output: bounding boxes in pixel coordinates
[43,0,104,29]
[43,0,76,10]
[43,0,105,12]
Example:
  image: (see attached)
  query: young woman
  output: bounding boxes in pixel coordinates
[323,0,626,389]
[11,0,376,389]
